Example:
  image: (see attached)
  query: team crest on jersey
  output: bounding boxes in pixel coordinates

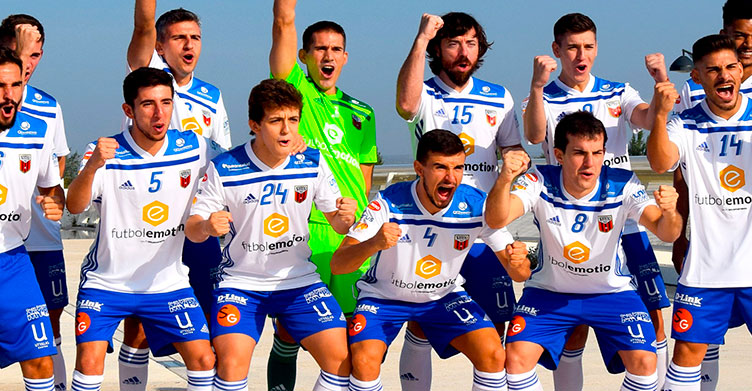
[525,173,539,182]
[179,169,191,188]
[597,215,613,232]
[203,110,212,127]
[485,109,497,126]
[19,154,31,173]
[352,114,362,130]
[295,185,308,203]
[606,98,622,118]
[454,234,470,251]
[367,200,381,211]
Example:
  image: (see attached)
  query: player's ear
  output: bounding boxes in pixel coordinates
[690,68,700,84]
[551,41,560,58]
[248,119,260,136]
[413,159,424,178]
[156,40,165,56]
[298,48,307,63]
[553,148,564,165]
[122,103,135,120]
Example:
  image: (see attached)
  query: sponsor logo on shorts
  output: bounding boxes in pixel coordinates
[720,165,745,192]
[453,307,477,325]
[348,314,366,336]
[415,255,442,279]
[26,304,49,321]
[563,241,590,264]
[627,324,647,344]
[507,316,526,337]
[263,213,289,238]
[620,311,651,323]
[76,312,91,336]
[304,287,333,304]
[168,297,200,313]
[312,302,335,322]
[217,304,240,327]
[355,304,379,314]
[674,293,703,307]
[515,305,538,317]
[672,308,693,333]
[174,312,196,335]
[443,295,473,312]
[216,293,248,306]
[31,322,50,348]
[459,132,475,156]
[77,299,103,312]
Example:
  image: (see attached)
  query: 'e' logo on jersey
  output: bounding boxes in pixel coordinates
[323,123,344,144]
[263,213,289,238]
[563,241,590,264]
[142,201,169,226]
[181,117,204,136]
[720,165,745,192]
[0,184,7,206]
[458,132,475,156]
[672,308,693,333]
[415,255,441,279]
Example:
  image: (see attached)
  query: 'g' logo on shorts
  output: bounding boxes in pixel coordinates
[348,314,366,336]
[672,308,693,333]
[76,312,91,336]
[217,304,240,327]
[507,315,526,337]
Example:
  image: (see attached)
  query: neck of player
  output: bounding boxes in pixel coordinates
[130,126,165,156]
[559,73,590,92]
[251,138,287,168]
[415,178,442,215]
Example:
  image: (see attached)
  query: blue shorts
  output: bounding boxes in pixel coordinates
[211,283,346,343]
[182,237,222,313]
[506,288,656,374]
[348,292,494,359]
[622,231,671,310]
[75,287,209,357]
[671,284,752,344]
[29,250,68,310]
[460,243,516,324]
[0,246,56,368]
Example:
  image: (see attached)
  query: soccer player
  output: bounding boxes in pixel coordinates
[0,15,71,391]
[332,129,530,391]
[0,47,65,391]
[670,3,752,388]
[522,13,672,389]
[485,111,681,391]
[269,1,378,389]
[395,12,524,390]
[66,67,218,391]
[186,78,355,391]
[122,1,231,387]
[647,34,752,391]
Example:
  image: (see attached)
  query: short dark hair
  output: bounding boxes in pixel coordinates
[723,0,752,28]
[0,14,45,48]
[553,13,596,45]
[248,79,303,123]
[427,12,492,76]
[416,129,465,164]
[123,67,174,107]
[302,21,346,52]
[553,111,608,151]
[0,46,23,74]
[692,34,737,64]
[156,8,201,42]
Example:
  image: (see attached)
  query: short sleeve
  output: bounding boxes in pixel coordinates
[675,81,693,114]
[359,111,378,164]
[79,143,104,205]
[623,174,657,222]
[406,83,429,124]
[213,94,232,150]
[190,162,226,219]
[51,104,70,157]
[479,201,515,252]
[313,158,342,213]
[622,84,647,127]
[347,196,390,243]
[36,141,60,189]
[510,168,544,214]
[496,96,522,148]
[666,116,687,172]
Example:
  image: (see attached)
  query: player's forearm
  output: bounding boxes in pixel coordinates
[486,178,516,229]
[270,0,298,79]
[523,87,547,144]
[396,35,429,120]
[646,115,677,173]
[629,102,653,131]
[360,164,373,196]
[185,215,210,243]
[654,210,682,243]
[57,156,66,178]
[127,0,157,69]
[66,165,97,214]
[331,238,378,275]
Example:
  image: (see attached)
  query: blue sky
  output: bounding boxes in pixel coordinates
[7,1,721,163]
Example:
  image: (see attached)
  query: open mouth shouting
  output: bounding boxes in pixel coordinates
[321,64,335,78]
[0,99,18,123]
[715,81,736,103]
[435,183,456,205]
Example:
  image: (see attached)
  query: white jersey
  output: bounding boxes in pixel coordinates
[191,145,341,291]
[21,85,70,251]
[528,75,645,170]
[348,181,513,303]
[512,165,654,294]
[676,76,752,113]
[0,112,60,253]
[79,129,221,293]
[408,76,521,192]
[122,50,232,149]
[667,96,752,288]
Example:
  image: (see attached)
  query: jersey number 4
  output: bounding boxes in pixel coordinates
[719,134,743,156]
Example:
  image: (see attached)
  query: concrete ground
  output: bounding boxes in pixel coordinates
[1,236,750,390]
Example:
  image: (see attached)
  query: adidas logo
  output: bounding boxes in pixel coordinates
[701,374,712,383]
[54,383,66,391]
[400,372,419,381]
[546,216,561,226]
[122,376,142,385]
[696,142,710,152]
[243,193,258,204]
[118,180,135,190]
[398,234,412,243]
[270,385,288,391]
[435,108,447,117]
[201,324,209,333]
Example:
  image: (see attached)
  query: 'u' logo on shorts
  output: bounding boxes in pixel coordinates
[32,323,48,342]
[313,303,332,317]
[175,312,193,329]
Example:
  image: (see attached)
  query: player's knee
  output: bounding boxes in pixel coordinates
[76,352,104,375]
[187,350,216,371]
[475,344,505,372]
[672,341,707,366]
[350,346,381,375]
[21,356,53,378]
[503,344,529,374]
[624,351,657,376]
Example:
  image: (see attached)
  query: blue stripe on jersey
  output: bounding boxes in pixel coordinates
[544,90,623,104]
[441,97,505,108]
[24,85,57,108]
[683,124,752,134]
[469,78,507,98]
[176,92,217,114]
[20,107,55,119]
[80,224,102,289]
[330,100,371,119]
[0,141,44,149]
[222,172,318,187]
[539,192,622,212]
[217,222,237,283]
[389,217,483,229]
[105,154,200,170]
[188,77,221,103]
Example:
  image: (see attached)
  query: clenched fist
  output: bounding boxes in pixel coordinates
[653,82,679,117]
[36,194,64,221]
[205,211,233,237]
[373,222,401,251]
[87,138,120,170]
[531,55,558,89]
[645,53,668,83]
[654,185,678,214]
[335,197,357,227]
[500,149,530,183]
[417,14,444,42]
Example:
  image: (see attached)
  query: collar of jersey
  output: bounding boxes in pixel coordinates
[121,127,169,158]
[173,72,196,93]
[553,73,595,95]
[411,180,452,217]
[244,141,290,171]
[699,93,750,123]
[432,75,474,96]
[558,171,600,202]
